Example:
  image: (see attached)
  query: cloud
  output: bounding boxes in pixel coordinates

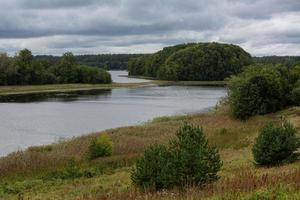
[0,0,299,55]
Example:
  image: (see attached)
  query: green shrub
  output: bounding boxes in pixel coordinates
[88,135,113,160]
[228,65,285,120]
[252,122,300,165]
[169,123,222,187]
[131,144,175,190]
[131,123,222,190]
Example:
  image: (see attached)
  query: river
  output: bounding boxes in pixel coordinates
[0,71,226,156]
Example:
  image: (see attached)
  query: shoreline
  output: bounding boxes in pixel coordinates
[0,80,227,99]
[0,82,154,97]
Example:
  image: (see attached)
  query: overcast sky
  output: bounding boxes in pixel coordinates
[0,0,300,56]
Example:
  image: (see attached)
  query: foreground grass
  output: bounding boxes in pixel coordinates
[0,106,299,199]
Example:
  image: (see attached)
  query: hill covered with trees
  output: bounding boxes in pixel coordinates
[35,54,143,70]
[128,42,252,81]
[0,49,111,85]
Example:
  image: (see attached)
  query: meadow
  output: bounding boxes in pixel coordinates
[0,103,299,199]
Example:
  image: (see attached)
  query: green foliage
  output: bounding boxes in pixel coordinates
[228,63,300,120]
[88,135,113,160]
[228,65,285,120]
[131,123,222,190]
[252,122,300,165]
[169,123,222,187]
[36,54,143,70]
[128,42,252,81]
[131,144,175,190]
[0,49,112,85]
[291,80,300,105]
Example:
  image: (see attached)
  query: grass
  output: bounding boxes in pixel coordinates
[0,106,299,199]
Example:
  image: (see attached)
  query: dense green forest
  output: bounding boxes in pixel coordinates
[128,42,252,81]
[0,49,111,85]
[35,54,143,70]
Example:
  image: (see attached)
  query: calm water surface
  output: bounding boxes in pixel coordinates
[0,71,226,156]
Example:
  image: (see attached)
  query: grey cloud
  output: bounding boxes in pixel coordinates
[19,0,119,9]
[0,0,300,55]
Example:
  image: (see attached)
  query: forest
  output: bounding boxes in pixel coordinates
[35,54,143,70]
[128,42,252,81]
[0,49,112,85]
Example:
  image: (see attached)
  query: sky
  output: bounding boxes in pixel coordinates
[0,0,300,56]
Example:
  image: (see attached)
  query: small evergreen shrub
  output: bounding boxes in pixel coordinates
[88,135,113,160]
[169,124,222,187]
[252,122,300,165]
[131,144,175,190]
[131,123,222,190]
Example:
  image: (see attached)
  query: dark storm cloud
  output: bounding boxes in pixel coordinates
[0,0,300,55]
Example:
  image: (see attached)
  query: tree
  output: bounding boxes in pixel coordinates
[131,144,175,190]
[131,123,222,190]
[228,64,285,120]
[169,123,222,187]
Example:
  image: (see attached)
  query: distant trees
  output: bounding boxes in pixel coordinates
[254,56,300,67]
[128,42,252,81]
[35,54,143,70]
[0,49,111,85]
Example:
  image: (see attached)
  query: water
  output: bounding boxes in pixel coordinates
[0,71,226,156]
[110,70,152,83]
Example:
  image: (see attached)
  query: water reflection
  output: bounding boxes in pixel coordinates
[0,90,112,103]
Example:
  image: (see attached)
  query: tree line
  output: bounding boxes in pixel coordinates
[35,54,144,70]
[254,56,300,67]
[128,42,253,81]
[0,49,112,85]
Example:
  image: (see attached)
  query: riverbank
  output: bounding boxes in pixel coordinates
[0,81,226,98]
[0,82,153,97]
[126,75,228,86]
[0,105,299,199]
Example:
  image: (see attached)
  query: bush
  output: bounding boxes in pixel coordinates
[88,135,113,160]
[131,123,222,190]
[228,65,285,120]
[252,122,300,165]
[169,124,222,187]
[131,144,175,190]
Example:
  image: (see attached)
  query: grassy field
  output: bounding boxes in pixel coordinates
[0,104,299,199]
